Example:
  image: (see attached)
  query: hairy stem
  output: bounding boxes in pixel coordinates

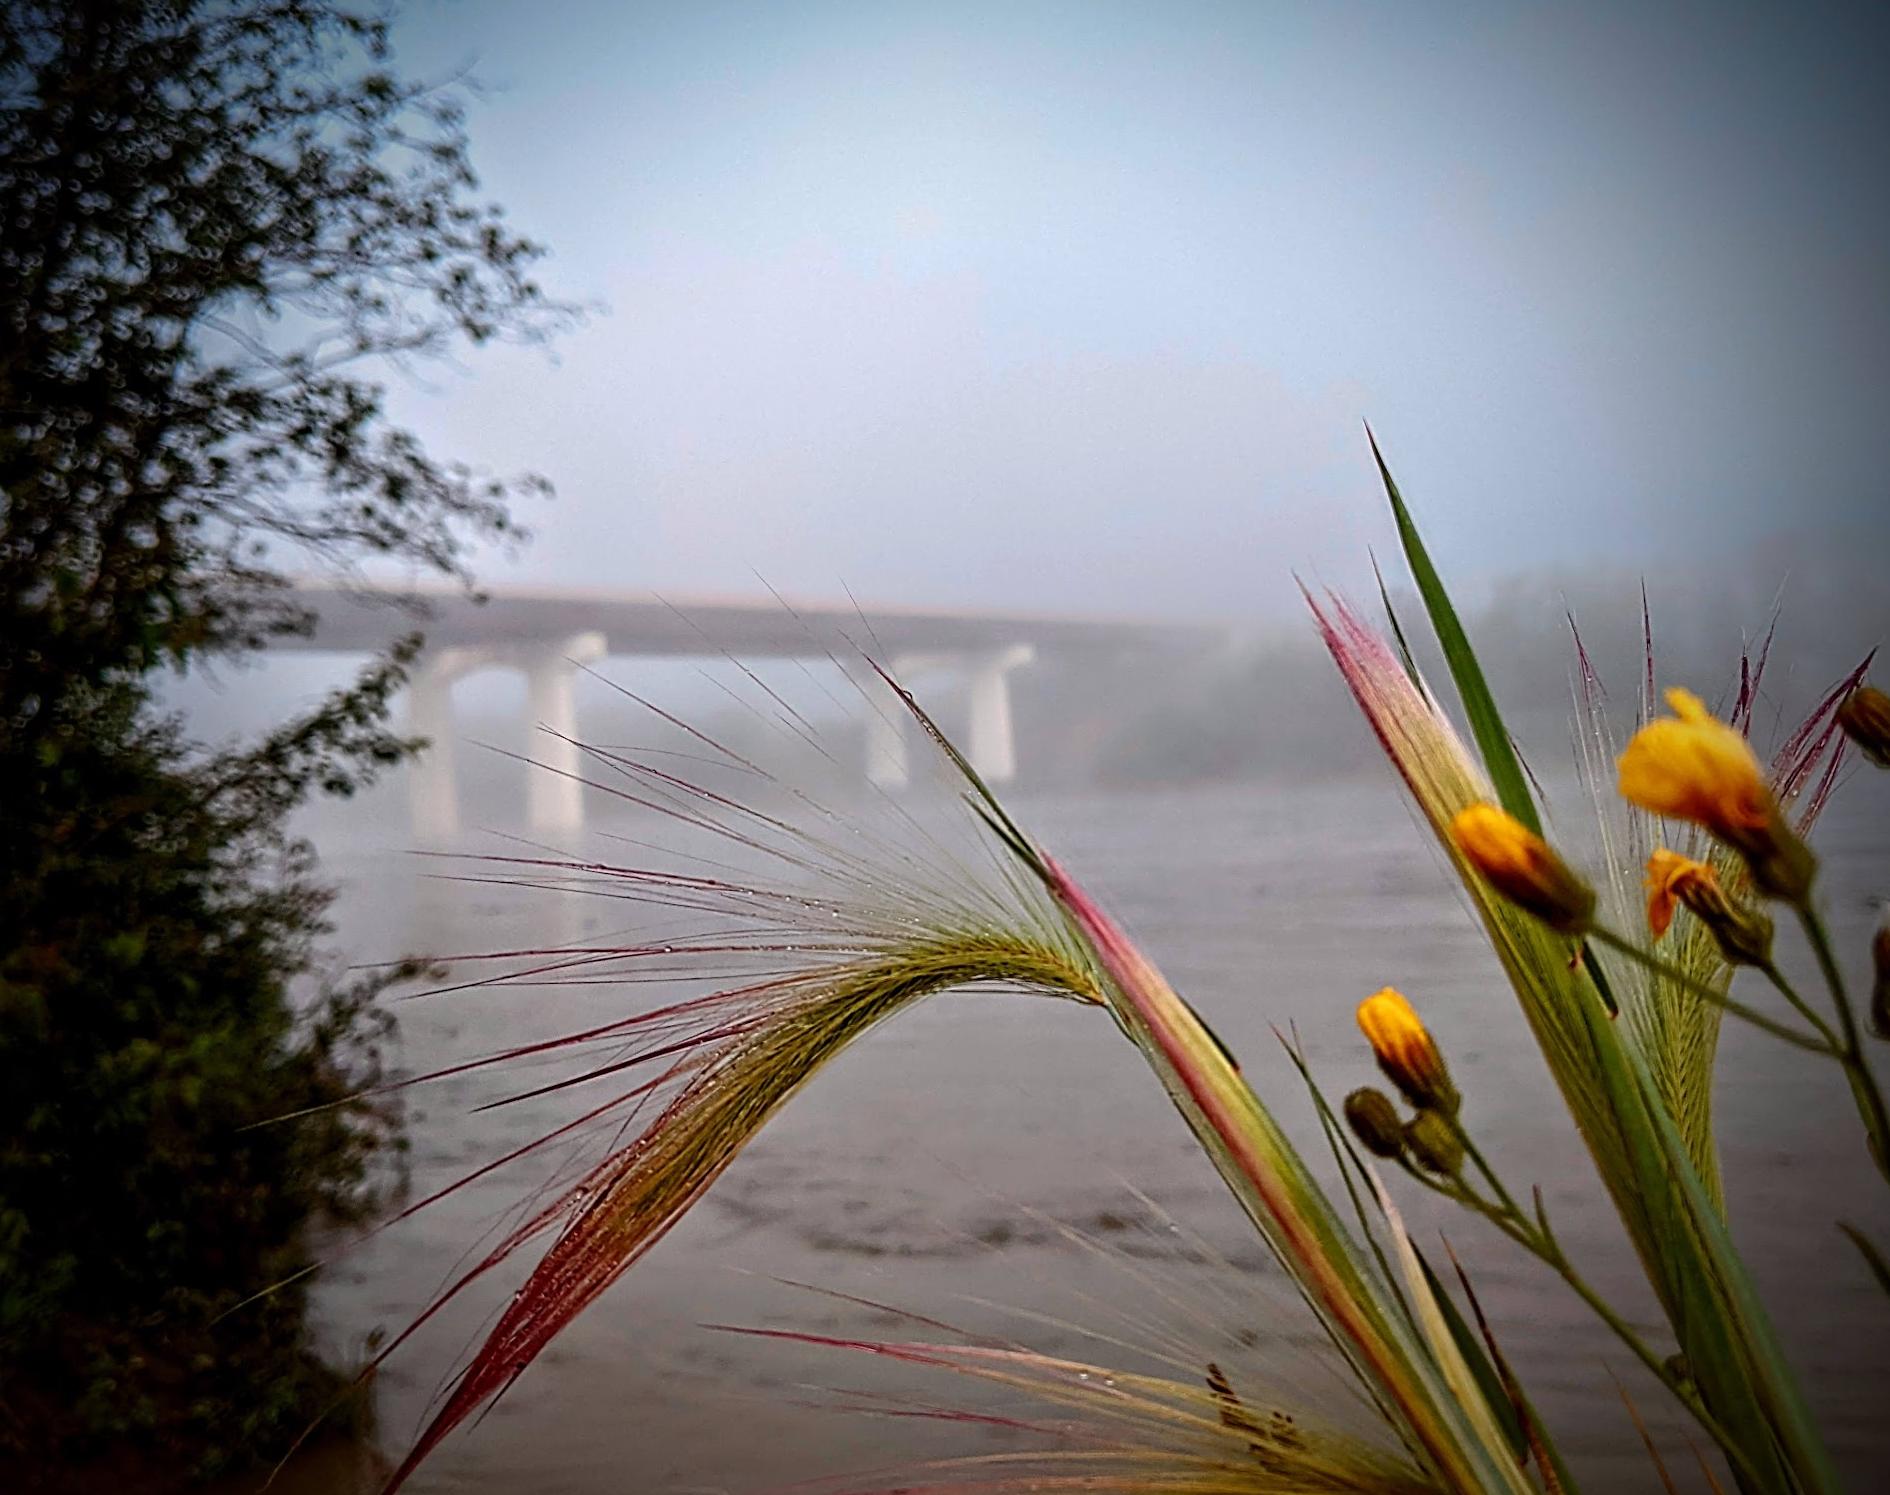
[1796,902,1890,1185]
[1404,1123,1770,1491]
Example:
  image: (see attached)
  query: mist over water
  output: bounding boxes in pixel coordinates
[382,1,1890,605]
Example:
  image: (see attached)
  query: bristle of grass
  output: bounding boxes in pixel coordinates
[380,931,1105,1490]
[723,1325,1444,1494]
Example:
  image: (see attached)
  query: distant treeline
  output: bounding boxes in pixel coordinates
[1014,550,1889,789]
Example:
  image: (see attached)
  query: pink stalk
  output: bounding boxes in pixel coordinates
[1039,859,1504,1494]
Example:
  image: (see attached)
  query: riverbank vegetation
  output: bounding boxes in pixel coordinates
[0,2,561,1480]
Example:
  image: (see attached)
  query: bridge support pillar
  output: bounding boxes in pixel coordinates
[407,647,473,841]
[523,631,607,833]
[863,660,913,791]
[965,644,1034,785]
[862,644,1034,792]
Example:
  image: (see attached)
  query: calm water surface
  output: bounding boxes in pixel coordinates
[297,772,1890,1494]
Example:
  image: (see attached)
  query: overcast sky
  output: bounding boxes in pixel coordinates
[379,0,1888,623]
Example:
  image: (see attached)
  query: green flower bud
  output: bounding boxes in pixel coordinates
[1343,1088,1407,1160]
[1403,1110,1465,1177]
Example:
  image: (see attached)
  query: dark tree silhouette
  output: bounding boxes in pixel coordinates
[0,1,570,1478]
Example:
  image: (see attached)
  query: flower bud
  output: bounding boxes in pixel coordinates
[1356,987,1459,1115]
[1449,803,1596,935]
[1403,1110,1464,1177]
[1871,915,1890,1042]
[1837,685,1890,769]
[1343,1088,1407,1160]
[1618,688,1815,901]
[1644,848,1774,968]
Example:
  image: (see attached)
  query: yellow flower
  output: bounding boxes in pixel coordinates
[1619,688,1771,833]
[1838,684,1890,769]
[1619,689,1814,901]
[1644,847,1773,966]
[1356,987,1458,1115]
[1449,802,1595,934]
[1644,848,1717,940]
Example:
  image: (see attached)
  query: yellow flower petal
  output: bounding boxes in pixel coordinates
[1356,987,1457,1114]
[1643,848,1716,941]
[1642,847,1772,965]
[1838,684,1890,769]
[1618,689,1772,839]
[1449,803,1595,934]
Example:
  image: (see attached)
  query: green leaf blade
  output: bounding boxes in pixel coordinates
[1367,426,1542,834]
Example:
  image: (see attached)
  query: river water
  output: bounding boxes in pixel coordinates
[297,766,1890,1495]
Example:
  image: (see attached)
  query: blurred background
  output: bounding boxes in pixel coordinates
[178,0,1890,776]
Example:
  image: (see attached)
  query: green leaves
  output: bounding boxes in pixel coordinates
[0,1,571,1463]
[1,0,573,730]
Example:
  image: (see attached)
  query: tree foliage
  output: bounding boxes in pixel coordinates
[0,0,566,1476]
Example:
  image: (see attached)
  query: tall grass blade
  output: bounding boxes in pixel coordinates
[1372,550,1422,686]
[1615,1373,1683,1495]
[1038,859,1534,1494]
[1413,1250,1528,1470]
[1605,986,1838,1492]
[1366,1174,1530,1488]
[1838,1222,1890,1296]
[1444,1245,1574,1495]
[1366,427,1538,834]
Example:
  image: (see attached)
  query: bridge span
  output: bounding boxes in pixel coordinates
[280,580,1221,837]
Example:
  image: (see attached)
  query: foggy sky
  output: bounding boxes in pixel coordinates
[378,0,1889,622]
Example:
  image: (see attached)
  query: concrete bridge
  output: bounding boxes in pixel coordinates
[280,580,1220,836]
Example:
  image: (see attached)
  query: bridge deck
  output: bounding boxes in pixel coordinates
[280,580,1219,658]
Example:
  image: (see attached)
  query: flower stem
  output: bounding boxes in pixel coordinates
[1586,924,1831,1054]
[1796,901,1890,1185]
[1403,1131,1765,1489]
[1754,958,1842,1049]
